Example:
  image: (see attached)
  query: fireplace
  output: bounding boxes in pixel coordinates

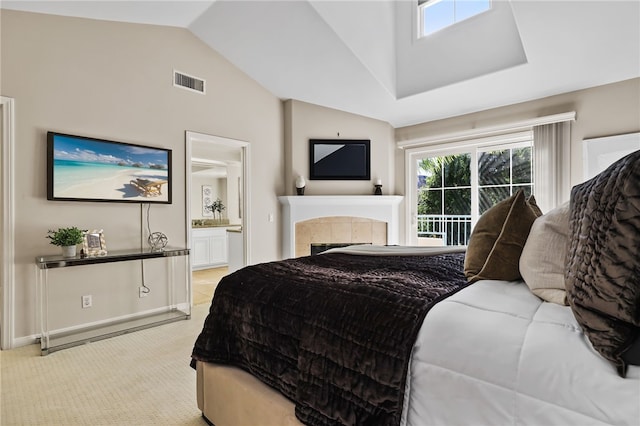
[295,216,384,257]
[278,195,403,258]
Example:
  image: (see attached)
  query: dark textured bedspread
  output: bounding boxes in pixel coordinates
[191,251,468,425]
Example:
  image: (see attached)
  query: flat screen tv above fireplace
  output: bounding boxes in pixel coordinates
[309,139,370,180]
[47,132,172,204]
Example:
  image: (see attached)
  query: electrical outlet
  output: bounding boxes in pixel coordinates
[139,287,148,298]
[81,295,92,308]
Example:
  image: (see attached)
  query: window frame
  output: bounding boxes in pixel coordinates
[418,0,492,38]
[476,141,534,214]
[405,132,532,245]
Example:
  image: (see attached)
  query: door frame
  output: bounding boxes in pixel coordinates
[185,131,251,278]
[1,96,16,349]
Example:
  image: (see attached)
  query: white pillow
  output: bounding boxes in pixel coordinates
[519,202,569,305]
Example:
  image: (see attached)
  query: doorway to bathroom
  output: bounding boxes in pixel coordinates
[185,131,250,305]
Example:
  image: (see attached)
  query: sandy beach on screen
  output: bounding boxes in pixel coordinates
[57,169,169,201]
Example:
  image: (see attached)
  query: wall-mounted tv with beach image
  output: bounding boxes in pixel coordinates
[47,132,172,204]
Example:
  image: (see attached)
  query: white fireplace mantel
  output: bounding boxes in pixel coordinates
[278,195,403,259]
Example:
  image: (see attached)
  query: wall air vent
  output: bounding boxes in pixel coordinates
[173,70,206,94]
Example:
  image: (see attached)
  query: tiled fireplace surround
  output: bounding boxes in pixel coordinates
[278,196,403,259]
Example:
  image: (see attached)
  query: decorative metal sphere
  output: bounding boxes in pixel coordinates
[148,232,168,251]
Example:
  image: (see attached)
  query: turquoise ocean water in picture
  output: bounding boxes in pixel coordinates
[50,133,170,201]
[53,159,168,197]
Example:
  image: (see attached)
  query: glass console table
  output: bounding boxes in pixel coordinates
[35,247,190,355]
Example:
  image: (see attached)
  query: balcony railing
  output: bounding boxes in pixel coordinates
[417,214,472,246]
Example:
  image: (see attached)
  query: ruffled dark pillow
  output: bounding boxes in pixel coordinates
[565,149,640,377]
[464,190,542,283]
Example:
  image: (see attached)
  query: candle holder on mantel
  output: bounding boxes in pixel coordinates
[295,176,306,196]
[374,179,383,195]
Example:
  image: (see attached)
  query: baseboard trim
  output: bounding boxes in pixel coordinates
[11,334,38,348]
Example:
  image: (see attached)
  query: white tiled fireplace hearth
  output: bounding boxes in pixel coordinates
[278,195,403,259]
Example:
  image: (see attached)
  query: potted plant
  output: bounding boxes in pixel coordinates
[207,198,226,222]
[46,227,86,257]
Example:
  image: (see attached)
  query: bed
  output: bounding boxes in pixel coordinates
[191,150,640,425]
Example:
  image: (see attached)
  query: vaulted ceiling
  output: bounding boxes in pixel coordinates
[3,1,639,127]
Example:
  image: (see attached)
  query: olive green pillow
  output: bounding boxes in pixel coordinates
[464,190,542,283]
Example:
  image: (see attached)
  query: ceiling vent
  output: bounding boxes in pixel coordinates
[173,70,205,94]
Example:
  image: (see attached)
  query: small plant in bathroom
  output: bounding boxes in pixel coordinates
[46,227,86,257]
[207,198,226,221]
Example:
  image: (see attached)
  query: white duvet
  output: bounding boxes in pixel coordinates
[325,245,640,425]
[403,279,640,426]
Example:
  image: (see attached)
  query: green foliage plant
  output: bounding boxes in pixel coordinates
[207,198,226,221]
[46,227,86,247]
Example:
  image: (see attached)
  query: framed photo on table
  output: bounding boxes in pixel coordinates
[82,229,107,256]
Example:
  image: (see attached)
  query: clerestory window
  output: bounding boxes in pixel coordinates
[419,0,492,37]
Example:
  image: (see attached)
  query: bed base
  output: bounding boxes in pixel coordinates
[196,361,302,426]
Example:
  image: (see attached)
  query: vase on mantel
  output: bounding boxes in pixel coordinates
[61,245,77,258]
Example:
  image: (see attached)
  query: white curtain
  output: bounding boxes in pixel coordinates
[532,122,571,213]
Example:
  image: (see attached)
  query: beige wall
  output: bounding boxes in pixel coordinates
[284,100,395,196]
[396,78,640,189]
[393,77,640,244]
[1,10,284,341]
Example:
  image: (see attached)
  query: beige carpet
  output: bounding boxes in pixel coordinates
[0,303,211,425]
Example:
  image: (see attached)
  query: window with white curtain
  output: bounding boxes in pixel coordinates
[400,113,574,246]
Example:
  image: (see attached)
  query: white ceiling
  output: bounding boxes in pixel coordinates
[191,138,242,177]
[3,0,639,128]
